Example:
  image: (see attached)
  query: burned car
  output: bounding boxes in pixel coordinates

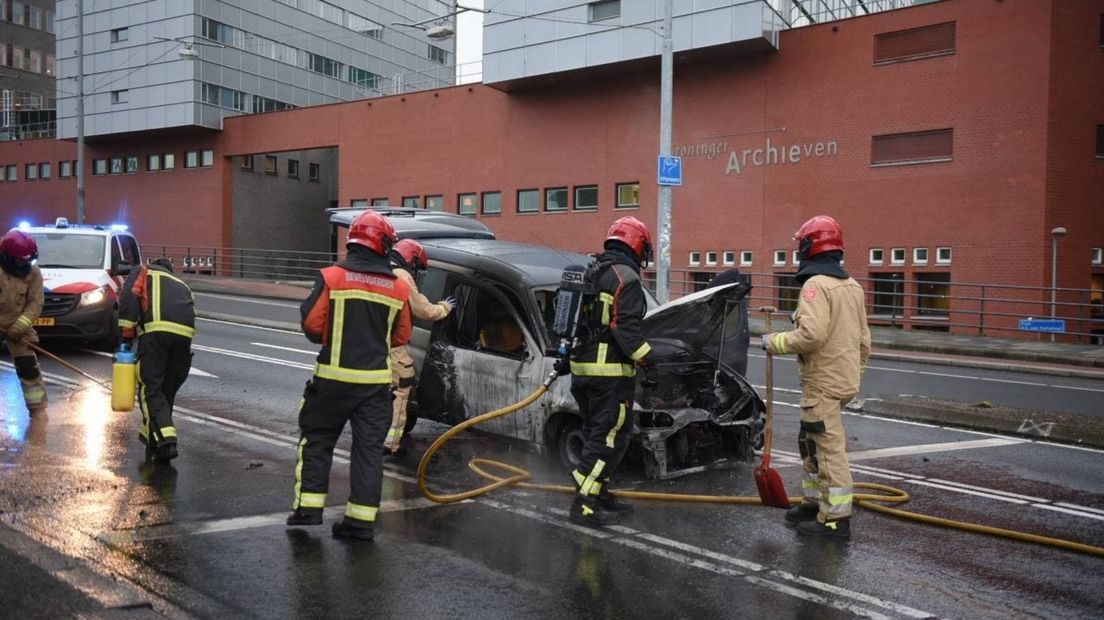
[326,208,764,479]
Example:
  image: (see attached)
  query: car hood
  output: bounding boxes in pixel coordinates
[642,281,751,363]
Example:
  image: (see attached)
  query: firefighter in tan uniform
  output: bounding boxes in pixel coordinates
[0,230,47,412]
[763,216,870,539]
[384,239,455,454]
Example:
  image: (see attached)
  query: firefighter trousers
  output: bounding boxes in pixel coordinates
[293,378,391,527]
[5,335,46,410]
[136,332,192,448]
[797,392,854,522]
[385,345,416,452]
[570,375,635,497]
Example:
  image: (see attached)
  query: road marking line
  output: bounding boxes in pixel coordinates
[197,317,299,334]
[924,478,1049,503]
[251,342,316,355]
[846,438,1025,462]
[907,480,1029,504]
[82,350,218,378]
[1055,502,1104,516]
[195,292,301,308]
[1033,504,1104,522]
[190,344,314,370]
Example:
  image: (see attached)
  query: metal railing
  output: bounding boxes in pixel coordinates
[142,244,334,282]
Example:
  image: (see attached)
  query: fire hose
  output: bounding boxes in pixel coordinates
[416,368,1104,558]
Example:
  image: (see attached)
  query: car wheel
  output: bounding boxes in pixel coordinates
[553,415,586,471]
[403,410,419,435]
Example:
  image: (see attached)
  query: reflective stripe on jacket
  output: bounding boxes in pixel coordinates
[118,265,196,339]
[571,259,651,378]
[301,265,411,385]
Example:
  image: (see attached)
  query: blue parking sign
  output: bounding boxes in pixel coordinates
[658,155,682,186]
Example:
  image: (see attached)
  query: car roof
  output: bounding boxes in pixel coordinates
[21,225,126,237]
[327,207,495,240]
[421,238,591,289]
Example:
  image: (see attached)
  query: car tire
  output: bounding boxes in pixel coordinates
[552,414,586,471]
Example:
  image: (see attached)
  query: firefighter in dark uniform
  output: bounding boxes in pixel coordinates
[287,211,412,541]
[0,229,48,412]
[118,257,196,463]
[568,216,659,526]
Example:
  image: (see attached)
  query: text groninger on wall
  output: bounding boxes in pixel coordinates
[724,137,838,175]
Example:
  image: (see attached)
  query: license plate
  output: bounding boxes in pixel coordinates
[32,318,55,327]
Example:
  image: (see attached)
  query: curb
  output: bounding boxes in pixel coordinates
[869,351,1104,380]
[860,397,1104,450]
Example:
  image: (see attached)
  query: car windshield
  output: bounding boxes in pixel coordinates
[30,233,106,269]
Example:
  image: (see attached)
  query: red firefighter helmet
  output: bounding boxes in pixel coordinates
[392,238,429,272]
[606,216,654,266]
[346,211,397,256]
[0,229,38,264]
[793,215,844,260]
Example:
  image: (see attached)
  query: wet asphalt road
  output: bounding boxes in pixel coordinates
[0,294,1103,618]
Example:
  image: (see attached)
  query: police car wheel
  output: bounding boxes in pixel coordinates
[555,417,586,471]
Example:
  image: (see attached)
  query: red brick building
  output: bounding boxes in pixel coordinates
[1,0,1102,338]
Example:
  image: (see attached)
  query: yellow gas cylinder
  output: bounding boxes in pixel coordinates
[111,344,137,412]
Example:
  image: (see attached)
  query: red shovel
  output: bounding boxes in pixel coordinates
[754,307,790,508]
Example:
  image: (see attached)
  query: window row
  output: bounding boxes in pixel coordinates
[200,83,294,114]
[1,2,55,33]
[0,44,56,76]
[240,155,321,182]
[350,183,641,215]
[869,247,952,266]
[689,250,751,268]
[91,150,214,175]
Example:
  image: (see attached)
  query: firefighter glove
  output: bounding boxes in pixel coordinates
[641,362,660,390]
[442,296,457,312]
[554,356,571,376]
[6,321,30,344]
[760,334,770,351]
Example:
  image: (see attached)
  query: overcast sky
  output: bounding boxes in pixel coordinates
[455,0,485,82]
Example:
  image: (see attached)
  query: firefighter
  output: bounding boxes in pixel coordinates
[567,215,659,526]
[384,238,454,455]
[763,215,871,539]
[287,211,412,541]
[119,258,196,463]
[0,229,47,412]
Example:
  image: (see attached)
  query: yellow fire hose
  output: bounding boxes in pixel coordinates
[417,372,1104,558]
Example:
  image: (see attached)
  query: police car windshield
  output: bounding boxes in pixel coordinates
[30,233,106,269]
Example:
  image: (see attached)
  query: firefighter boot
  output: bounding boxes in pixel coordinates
[569,495,622,527]
[797,518,851,539]
[598,489,634,515]
[154,441,178,463]
[785,502,819,524]
[286,508,324,526]
[332,519,374,541]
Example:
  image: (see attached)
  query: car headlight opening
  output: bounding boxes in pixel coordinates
[79,286,108,307]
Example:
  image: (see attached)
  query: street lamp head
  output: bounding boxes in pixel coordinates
[1051,227,1067,238]
[178,45,200,60]
[426,24,456,40]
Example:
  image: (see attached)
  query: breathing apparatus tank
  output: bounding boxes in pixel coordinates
[111,343,136,412]
[552,264,589,354]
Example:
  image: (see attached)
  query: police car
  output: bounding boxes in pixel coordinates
[17,218,141,350]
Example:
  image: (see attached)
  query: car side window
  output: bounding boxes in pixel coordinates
[110,237,124,270]
[441,278,528,360]
[414,268,448,331]
[118,235,140,267]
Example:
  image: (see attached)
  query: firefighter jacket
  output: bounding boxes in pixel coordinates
[0,262,43,338]
[392,267,450,321]
[764,274,871,400]
[301,250,412,385]
[118,264,196,340]
[570,249,652,377]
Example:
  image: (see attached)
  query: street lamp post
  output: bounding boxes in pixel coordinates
[655,0,674,303]
[1050,226,1066,342]
[75,0,85,224]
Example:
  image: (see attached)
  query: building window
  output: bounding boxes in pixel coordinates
[241,155,253,171]
[24,163,37,180]
[201,150,214,167]
[184,151,199,169]
[545,187,568,212]
[59,160,72,178]
[1092,248,1103,266]
[147,154,161,171]
[402,196,421,209]
[705,251,718,266]
[287,159,299,178]
[1096,125,1104,159]
[870,273,905,317]
[518,189,540,214]
[425,195,444,211]
[589,0,620,22]
[913,247,929,265]
[615,182,639,209]
[110,157,123,174]
[93,159,106,175]
[309,163,320,181]
[428,45,446,65]
[773,250,786,266]
[348,13,383,39]
[38,162,50,179]
[110,27,129,43]
[936,247,952,265]
[458,193,477,216]
[350,199,368,207]
[874,22,955,64]
[163,153,175,170]
[574,185,598,211]
[776,274,799,312]
[792,250,801,265]
[370,197,388,206]
[482,192,501,215]
[722,251,736,266]
[4,165,15,181]
[869,248,884,265]
[890,247,906,265]
[872,129,953,166]
[111,89,128,104]
[125,156,138,173]
[740,251,752,267]
[916,273,951,317]
[689,252,701,266]
[264,155,277,175]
